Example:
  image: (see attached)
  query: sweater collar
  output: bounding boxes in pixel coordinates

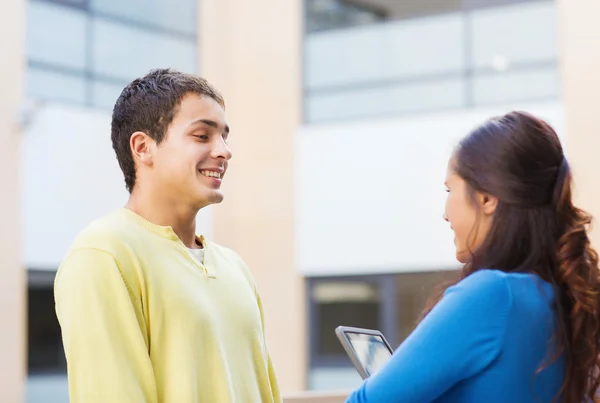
[120,208,206,247]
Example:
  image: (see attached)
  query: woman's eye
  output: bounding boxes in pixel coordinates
[195,135,209,141]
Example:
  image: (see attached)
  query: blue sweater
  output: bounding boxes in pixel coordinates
[345,269,565,403]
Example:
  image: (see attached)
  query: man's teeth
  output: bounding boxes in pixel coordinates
[200,170,221,178]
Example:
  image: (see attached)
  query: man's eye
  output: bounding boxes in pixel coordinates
[195,135,209,141]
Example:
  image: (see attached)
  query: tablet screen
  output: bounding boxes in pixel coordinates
[346,332,393,376]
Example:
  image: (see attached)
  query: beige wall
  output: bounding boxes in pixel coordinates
[558,0,600,250]
[0,0,26,402]
[199,0,306,394]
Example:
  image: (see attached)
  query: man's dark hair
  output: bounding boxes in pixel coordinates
[111,68,225,193]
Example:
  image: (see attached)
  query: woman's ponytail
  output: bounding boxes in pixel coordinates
[552,158,600,402]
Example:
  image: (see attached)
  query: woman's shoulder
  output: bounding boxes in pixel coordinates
[448,269,511,297]
[447,269,554,310]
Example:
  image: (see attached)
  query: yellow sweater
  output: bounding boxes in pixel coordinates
[54,208,281,403]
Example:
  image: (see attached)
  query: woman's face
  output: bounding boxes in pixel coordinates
[443,159,497,263]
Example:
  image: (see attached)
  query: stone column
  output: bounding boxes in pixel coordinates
[199,0,307,393]
[557,0,600,250]
[0,0,26,401]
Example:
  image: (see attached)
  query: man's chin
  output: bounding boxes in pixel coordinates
[195,190,224,208]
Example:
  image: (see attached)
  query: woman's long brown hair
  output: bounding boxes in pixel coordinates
[421,111,600,403]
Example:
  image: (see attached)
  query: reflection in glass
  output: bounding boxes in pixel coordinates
[27,68,87,104]
[472,67,559,105]
[92,80,128,110]
[92,18,197,82]
[468,1,557,70]
[314,281,380,355]
[346,332,392,376]
[306,0,386,33]
[27,2,87,70]
[90,0,197,35]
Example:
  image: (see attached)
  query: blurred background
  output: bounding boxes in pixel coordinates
[1,0,599,402]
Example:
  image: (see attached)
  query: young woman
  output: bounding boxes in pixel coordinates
[345,111,600,403]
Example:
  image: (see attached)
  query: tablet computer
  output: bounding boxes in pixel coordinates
[335,326,394,379]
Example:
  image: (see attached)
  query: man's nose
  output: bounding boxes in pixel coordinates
[213,138,232,160]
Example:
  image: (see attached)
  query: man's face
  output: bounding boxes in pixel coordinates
[148,93,232,209]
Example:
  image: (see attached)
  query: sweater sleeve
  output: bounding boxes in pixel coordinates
[345,270,513,403]
[255,289,283,403]
[54,248,158,403]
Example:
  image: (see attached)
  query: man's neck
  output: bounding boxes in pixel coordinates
[126,190,200,249]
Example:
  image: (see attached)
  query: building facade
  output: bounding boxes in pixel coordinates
[2,0,600,401]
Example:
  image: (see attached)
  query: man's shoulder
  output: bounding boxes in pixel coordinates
[65,209,142,258]
[56,210,149,298]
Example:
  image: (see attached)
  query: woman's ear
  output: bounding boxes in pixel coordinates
[478,192,498,216]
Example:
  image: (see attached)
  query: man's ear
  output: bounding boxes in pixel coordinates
[130,131,154,166]
[478,192,498,216]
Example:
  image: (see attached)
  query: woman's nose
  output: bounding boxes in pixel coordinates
[443,213,449,222]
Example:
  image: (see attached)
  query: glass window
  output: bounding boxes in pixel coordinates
[306,0,386,33]
[395,271,459,341]
[28,271,66,374]
[92,18,197,82]
[25,0,199,108]
[469,2,558,71]
[27,1,87,70]
[90,0,197,35]
[306,86,392,123]
[303,0,559,122]
[306,77,465,123]
[27,67,87,104]
[463,0,538,9]
[27,374,69,403]
[307,270,459,391]
[305,13,465,90]
[91,80,127,110]
[384,14,465,79]
[387,77,466,114]
[305,0,464,33]
[305,28,392,90]
[313,281,381,356]
[387,0,461,18]
[52,0,88,6]
[472,66,559,105]
[304,12,467,122]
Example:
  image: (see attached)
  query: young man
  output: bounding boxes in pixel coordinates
[54,68,281,403]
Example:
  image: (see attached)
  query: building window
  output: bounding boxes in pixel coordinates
[306,0,387,33]
[303,0,558,123]
[26,0,198,109]
[27,270,66,374]
[307,270,460,390]
[313,280,382,357]
[307,274,398,369]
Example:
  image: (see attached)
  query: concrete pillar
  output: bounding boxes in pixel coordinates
[199,0,306,394]
[557,0,600,250]
[0,0,26,401]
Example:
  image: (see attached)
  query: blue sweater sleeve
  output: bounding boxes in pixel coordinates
[345,270,513,403]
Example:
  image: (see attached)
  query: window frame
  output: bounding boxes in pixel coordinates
[307,273,398,368]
